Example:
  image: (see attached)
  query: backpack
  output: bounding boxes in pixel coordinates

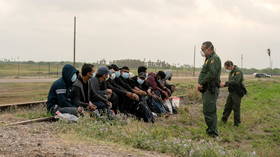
[136,97,155,123]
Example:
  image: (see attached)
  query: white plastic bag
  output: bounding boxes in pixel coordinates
[55,111,79,123]
[163,99,173,114]
[171,96,180,108]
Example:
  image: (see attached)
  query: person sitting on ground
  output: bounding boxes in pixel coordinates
[163,70,177,113]
[130,72,166,115]
[135,66,165,103]
[117,66,146,96]
[115,66,154,122]
[130,72,149,96]
[114,66,134,94]
[128,71,155,122]
[88,66,113,115]
[146,71,175,113]
[46,64,81,116]
[138,66,148,77]
[71,64,97,113]
[146,71,170,100]
[108,64,138,101]
[164,70,176,94]
[134,66,156,97]
[106,64,139,113]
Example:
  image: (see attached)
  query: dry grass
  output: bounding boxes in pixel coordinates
[0,82,51,104]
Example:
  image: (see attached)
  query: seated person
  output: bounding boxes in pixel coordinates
[135,66,163,100]
[88,66,113,111]
[131,72,167,114]
[115,66,154,122]
[107,64,138,100]
[164,70,176,94]
[71,64,97,113]
[146,71,170,100]
[146,71,176,113]
[163,71,177,113]
[137,66,148,77]
[106,64,139,113]
[114,66,134,94]
[47,64,81,116]
[117,66,146,96]
[130,72,149,96]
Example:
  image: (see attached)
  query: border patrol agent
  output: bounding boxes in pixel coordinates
[220,61,246,126]
[198,41,221,137]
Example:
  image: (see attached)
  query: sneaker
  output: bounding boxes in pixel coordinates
[152,112,158,117]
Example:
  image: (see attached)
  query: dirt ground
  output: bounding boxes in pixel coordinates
[0,77,224,157]
[0,122,170,157]
[0,76,268,157]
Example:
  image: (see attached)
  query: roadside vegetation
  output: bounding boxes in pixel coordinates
[0,78,279,157]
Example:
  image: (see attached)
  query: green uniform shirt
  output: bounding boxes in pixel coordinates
[199,52,221,85]
[225,66,244,89]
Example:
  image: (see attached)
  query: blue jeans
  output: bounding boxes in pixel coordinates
[92,101,108,109]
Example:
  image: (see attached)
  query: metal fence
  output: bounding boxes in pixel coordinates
[0,62,196,79]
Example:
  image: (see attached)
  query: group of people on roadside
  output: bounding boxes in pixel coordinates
[47,64,177,123]
[47,41,247,137]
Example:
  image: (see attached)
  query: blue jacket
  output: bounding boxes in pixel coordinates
[47,64,78,111]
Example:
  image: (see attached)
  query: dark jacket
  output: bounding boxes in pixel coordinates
[225,66,245,94]
[106,78,128,96]
[198,52,221,93]
[47,64,78,111]
[88,77,109,103]
[115,76,134,92]
[71,75,89,108]
[198,52,221,86]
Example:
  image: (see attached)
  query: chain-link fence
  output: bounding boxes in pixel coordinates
[0,62,65,78]
[0,61,197,79]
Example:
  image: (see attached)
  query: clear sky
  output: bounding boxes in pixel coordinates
[0,0,279,69]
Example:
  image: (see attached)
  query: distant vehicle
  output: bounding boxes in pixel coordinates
[254,73,271,78]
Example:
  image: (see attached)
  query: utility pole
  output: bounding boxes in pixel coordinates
[193,45,196,77]
[73,16,77,67]
[267,49,272,75]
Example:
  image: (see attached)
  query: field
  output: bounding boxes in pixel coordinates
[0,62,193,79]
[0,77,280,157]
[0,82,50,105]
